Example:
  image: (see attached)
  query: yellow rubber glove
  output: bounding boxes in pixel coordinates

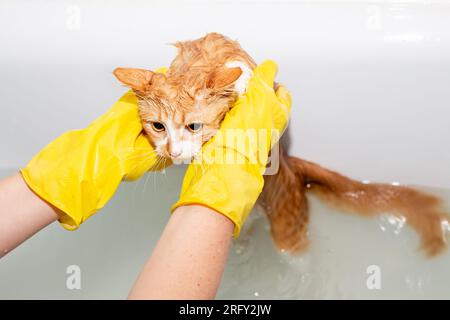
[172,60,292,237]
[20,87,169,230]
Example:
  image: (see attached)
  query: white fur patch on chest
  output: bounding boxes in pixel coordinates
[225,60,253,95]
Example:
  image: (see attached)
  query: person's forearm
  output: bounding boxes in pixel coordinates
[0,173,59,258]
[128,205,234,299]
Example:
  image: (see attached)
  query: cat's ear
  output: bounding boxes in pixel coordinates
[207,67,242,90]
[113,68,155,92]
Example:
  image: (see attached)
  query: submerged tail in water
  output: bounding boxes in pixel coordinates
[261,149,449,257]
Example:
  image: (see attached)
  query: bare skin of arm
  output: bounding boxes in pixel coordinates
[0,174,234,299]
[0,173,59,258]
[128,205,234,300]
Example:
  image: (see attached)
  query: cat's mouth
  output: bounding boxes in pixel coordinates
[170,156,191,165]
[164,152,199,165]
[165,144,203,164]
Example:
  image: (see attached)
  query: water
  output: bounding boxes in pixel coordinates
[0,168,449,299]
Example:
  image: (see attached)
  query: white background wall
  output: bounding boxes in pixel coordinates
[1,0,450,189]
[2,0,450,189]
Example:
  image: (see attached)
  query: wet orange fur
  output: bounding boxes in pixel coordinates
[115,33,449,257]
[114,33,254,158]
[262,153,448,257]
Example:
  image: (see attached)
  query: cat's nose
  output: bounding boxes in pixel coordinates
[169,143,183,158]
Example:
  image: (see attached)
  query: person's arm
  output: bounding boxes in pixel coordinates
[129,61,291,299]
[128,205,234,300]
[0,91,169,257]
[0,173,59,258]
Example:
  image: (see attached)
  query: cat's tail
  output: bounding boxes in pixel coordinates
[261,152,449,257]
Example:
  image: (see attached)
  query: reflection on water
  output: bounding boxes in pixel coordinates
[221,184,450,299]
[0,168,449,299]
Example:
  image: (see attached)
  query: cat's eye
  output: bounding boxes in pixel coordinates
[186,123,203,133]
[150,122,165,132]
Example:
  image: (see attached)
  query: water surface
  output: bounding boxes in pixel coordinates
[0,168,449,299]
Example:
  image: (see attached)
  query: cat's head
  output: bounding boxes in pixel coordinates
[113,66,243,162]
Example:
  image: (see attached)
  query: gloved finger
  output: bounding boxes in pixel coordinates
[268,84,292,144]
[155,66,168,74]
[275,84,292,113]
[253,60,278,87]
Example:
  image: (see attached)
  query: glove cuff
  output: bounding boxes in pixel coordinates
[171,161,264,238]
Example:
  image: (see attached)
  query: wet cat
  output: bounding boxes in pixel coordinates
[114,33,449,256]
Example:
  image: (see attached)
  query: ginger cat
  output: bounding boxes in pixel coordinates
[114,33,449,257]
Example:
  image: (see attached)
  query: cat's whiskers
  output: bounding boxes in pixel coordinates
[142,169,152,194]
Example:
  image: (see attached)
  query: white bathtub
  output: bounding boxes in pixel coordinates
[1,0,449,299]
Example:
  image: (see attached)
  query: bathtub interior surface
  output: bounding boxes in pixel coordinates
[0,168,449,299]
[1,0,450,189]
